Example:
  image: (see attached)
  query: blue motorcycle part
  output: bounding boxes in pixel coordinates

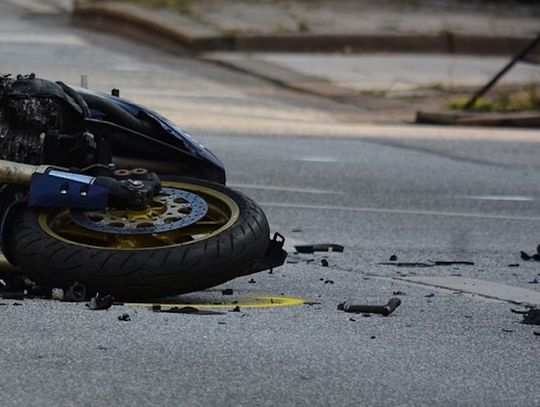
[28,173,108,209]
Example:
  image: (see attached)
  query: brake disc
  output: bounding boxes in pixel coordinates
[69,188,208,235]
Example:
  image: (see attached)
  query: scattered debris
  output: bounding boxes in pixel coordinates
[424,293,435,298]
[337,297,401,316]
[229,306,241,312]
[502,328,514,333]
[393,291,405,296]
[379,260,474,267]
[534,331,540,336]
[291,228,303,233]
[512,308,540,325]
[507,264,520,268]
[0,291,25,300]
[433,261,474,266]
[321,259,329,267]
[65,282,87,302]
[520,251,531,261]
[324,279,334,284]
[303,302,321,306]
[87,294,114,311]
[362,313,371,317]
[118,313,131,321]
[520,246,540,261]
[152,306,224,315]
[295,244,344,254]
[50,288,64,301]
[286,260,299,264]
[218,321,226,325]
[378,262,433,268]
[12,302,22,306]
[389,254,397,261]
[248,278,256,284]
[349,318,356,322]
[370,336,376,339]
[528,278,539,284]
[464,315,472,319]
[221,289,234,296]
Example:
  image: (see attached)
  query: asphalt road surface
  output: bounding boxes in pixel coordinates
[1,2,539,406]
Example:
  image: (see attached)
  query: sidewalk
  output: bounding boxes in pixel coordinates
[71,0,540,125]
[73,1,540,54]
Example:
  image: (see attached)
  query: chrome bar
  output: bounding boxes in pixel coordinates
[0,159,50,185]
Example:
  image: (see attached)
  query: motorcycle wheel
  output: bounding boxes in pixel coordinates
[6,177,270,299]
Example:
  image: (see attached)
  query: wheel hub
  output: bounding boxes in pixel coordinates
[69,188,208,235]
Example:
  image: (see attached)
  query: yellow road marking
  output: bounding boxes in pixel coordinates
[124,296,306,309]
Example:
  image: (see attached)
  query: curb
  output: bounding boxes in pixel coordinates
[73,3,537,55]
[416,110,540,127]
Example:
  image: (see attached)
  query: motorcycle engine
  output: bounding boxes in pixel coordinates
[0,74,95,167]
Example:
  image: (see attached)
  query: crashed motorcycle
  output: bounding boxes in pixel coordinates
[0,74,286,299]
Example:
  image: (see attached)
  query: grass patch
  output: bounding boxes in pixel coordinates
[447,85,540,112]
[122,0,194,15]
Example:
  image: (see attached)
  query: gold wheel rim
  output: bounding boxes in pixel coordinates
[38,181,240,250]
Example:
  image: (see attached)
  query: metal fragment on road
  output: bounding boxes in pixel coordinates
[337,298,401,316]
[294,243,344,253]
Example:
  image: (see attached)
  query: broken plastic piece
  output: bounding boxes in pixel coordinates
[522,309,540,325]
[50,288,64,301]
[153,306,224,315]
[512,308,540,325]
[0,291,25,300]
[87,294,114,310]
[337,297,401,316]
[521,251,532,260]
[65,282,87,302]
[295,244,344,254]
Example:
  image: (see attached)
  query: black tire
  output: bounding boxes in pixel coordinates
[6,177,270,299]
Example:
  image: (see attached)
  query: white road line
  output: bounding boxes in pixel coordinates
[2,0,57,14]
[462,195,534,202]
[0,34,87,46]
[229,183,339,194]
[295,155,338,163]
[260,201,540,221]
[393,276,540,305]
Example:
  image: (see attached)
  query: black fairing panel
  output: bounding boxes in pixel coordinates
[75,87,226,184]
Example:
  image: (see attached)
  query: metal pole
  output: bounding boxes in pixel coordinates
[464,34,540,110]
